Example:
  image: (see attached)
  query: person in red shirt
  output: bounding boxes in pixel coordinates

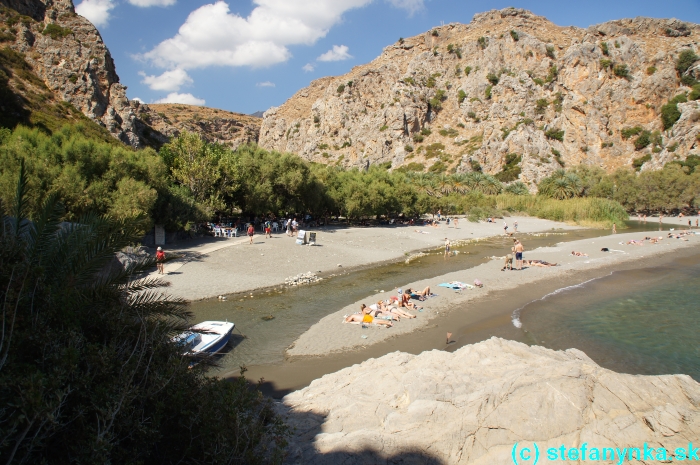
[247,224,255,244]
[155,247,165,274]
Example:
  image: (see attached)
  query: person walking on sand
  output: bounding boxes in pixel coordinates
[514,220,518,233]
[247,223,255,244]
[155,247,165,274]
[444,237,451,259]
[612,223,616,234]
[503,221,509,235]
[454,218,459,229]
[265,220,272,239]
[514,239,524,270]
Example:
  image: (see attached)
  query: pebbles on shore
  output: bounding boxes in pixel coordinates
[285,272,322,286]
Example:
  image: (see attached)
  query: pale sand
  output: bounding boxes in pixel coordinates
[287,228,700,357]
[149,216,580,300]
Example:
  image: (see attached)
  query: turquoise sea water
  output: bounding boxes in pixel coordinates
[515,254,700,381]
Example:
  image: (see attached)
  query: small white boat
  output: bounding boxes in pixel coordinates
[174,321,235,357]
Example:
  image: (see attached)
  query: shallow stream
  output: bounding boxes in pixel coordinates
[189,221,669,376]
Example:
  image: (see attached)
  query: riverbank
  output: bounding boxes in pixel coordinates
[150,216,581,300]
[286,229,700,357]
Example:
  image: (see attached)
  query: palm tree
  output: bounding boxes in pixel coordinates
[0,162,286,464]
[538,170,583,199]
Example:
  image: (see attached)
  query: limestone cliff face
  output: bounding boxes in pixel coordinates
[1,0,142,145]
[259,8,700,186]
[0,0,261,149]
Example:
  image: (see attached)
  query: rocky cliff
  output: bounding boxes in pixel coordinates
[0,0,143,144]
[260,9,700,186]
[281,337,700,464]
[134,103,260,149]
[0,0,260,149]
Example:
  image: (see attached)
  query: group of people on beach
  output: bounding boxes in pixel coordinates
[344,287,433,327]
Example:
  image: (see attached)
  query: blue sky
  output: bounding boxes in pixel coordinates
[75,0,700,114]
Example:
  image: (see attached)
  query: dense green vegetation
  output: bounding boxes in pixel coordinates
[3,125,699,233]
[537,164,700,212]
[0,166,287,464]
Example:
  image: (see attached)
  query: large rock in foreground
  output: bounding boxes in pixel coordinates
[281,338,700,464]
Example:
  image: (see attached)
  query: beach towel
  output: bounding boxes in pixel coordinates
[439,281,473,290]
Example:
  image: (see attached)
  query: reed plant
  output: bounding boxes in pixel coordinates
[495,194,628,228]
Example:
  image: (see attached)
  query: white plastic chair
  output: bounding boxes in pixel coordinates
[272,222,279,232]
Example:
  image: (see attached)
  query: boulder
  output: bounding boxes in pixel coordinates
[281,337,700,464]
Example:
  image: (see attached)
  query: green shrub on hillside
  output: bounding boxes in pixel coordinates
[485,85,492,99]
[660,94,687,130]
[646,66,657,75]
[495,153,522,182]
[613,64,630,79]
[42,23,72,39]
[477,36,488,50]
[458,89,467,104]
[634,130,652,150]
[600,42,609,56]
[632,153,651,171]
[600,59,612,70]
[486,73,499,85]
[545,128,565,141]
[464,66,472,76]
[621,126,643,139]
[510,30,519,41]
[676,49,699,75]
[546,45,556,59]
[535,98,548,114]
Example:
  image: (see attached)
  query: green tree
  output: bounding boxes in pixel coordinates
[0,164,287,464]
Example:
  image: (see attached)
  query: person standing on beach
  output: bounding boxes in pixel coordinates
[444,237,451,259]
[514,239,524,270]
[454,218,459,229]
[514,221,518,233]
[265,220,272,239]
[155,247,165,274]
[503,221,508,235]
[247,223,255,244]
[612,223,616,234]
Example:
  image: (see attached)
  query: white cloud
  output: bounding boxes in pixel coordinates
[302,63,315,72]
[317,45,352,62]
[256,81,275,87]
[140,0,373,70]
[139,69,193,91]
[132,97,144,103]
[75,0,115,27]
[154,92,206,105]
[128,0,177,6]
[386,0,425,15]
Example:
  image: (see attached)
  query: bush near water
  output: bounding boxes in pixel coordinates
[2,126,699,231]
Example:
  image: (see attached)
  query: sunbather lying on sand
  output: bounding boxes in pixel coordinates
[405,286,432,300]
[399,292,421,311]
[571,251,588,256]
[344,304,393,327]
[524,260,558,267]
[626,239,643,245]
[378,301,416,319]
[368,302,397,321]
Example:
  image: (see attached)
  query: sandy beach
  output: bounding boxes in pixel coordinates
[152,216,581,300]
[286,226,700,357]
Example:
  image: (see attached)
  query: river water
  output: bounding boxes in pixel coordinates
[189,221,670,376]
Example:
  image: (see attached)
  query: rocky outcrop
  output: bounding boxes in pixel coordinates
[260,8,700,186]
[0,0,258,149]
[281,337,700,464]
[134,103,260,149]
[1,0,143,145]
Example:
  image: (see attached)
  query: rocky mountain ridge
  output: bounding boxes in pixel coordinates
[259,8,700,186]
[0,0,260,149]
